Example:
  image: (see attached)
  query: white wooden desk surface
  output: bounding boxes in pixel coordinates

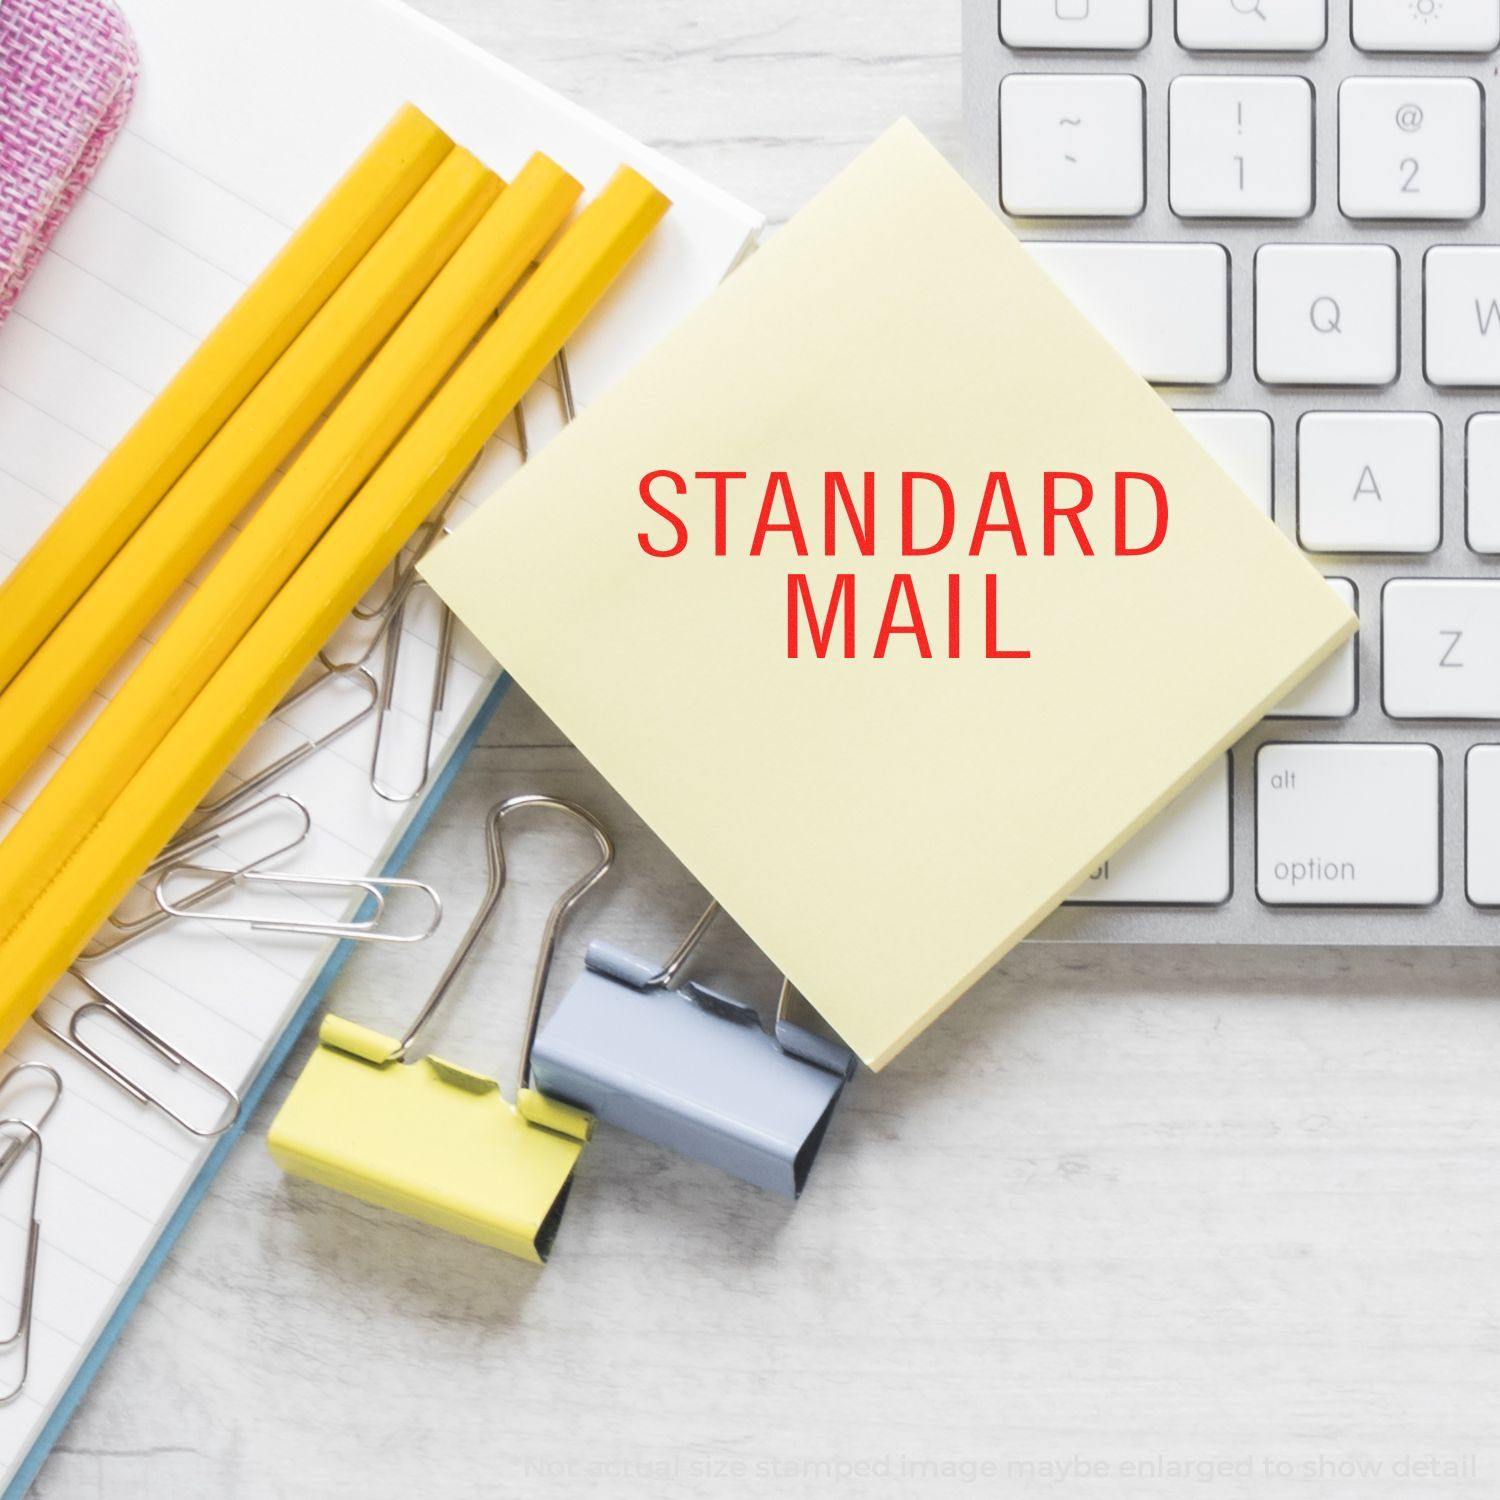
[33,3,1500,1496]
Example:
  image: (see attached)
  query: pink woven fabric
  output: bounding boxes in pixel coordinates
[0,0,138,321]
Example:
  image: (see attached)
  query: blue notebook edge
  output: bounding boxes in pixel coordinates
[6,675,511,1499]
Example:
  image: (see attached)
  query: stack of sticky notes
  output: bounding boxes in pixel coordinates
[423,120,1354,1069]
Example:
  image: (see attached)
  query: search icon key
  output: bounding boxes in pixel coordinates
[1177,0,1326,48]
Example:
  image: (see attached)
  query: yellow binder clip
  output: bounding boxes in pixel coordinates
[267,794,614,1263]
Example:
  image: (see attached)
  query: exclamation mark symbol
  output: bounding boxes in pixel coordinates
[1234,100,1245,193]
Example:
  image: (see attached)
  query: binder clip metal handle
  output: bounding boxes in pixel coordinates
[387,793,614,1096]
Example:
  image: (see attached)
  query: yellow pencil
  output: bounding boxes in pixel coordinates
[0,153,583,942]
[0,145,501,803]
[0,104,451,697]
[0,166,670,1042]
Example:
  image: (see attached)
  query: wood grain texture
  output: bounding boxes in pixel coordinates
[33,4,1500,1497]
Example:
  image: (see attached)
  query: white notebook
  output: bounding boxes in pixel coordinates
[0,0,760,1487]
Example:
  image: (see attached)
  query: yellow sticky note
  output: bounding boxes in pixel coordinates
[421,120,1354,1070]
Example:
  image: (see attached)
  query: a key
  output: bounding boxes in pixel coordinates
[1297,411,1440,552]
[1353,0,1500,53]
[1028,242,1229,384]
[1255,244,1398,386]
[1001,0,1151,50]
[1256,742,1440,906]
[1177,0,1327,52]
[1339,78,1482,221]
[1069,757,1230,905]
[1169,76,1313,220]
[1175,409,1273,515]
[1465,747,1500,904]
[1384,580,1500,718]
[1001,75,1145,217]
[1467,415,1500,552]
[1269,578,1357,717]
[1426,247,1500,387]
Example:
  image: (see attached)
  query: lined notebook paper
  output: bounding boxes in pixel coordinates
[0,0,760,1485]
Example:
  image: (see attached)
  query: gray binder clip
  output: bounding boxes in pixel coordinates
[531,900,856,1198]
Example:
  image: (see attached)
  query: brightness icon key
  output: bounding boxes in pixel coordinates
[1353,0,1500,52]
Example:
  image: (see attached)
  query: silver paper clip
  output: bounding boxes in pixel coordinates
[153,862,442,945]
[193,662,377,824]
[347,335,569,640]
[0,1063,61,1176]
[363,349,575,804]
[321,450,479,676]
[79,794,313,961]
[38,973,240,1138]
[0,1120,42,1405]
[326,456,477,799]
[368,578,454,805]
[512,347,575,457]
[531,899,856,1198]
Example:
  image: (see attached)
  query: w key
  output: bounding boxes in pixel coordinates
[1383,580,1500,718]
[1427,248,1500,386]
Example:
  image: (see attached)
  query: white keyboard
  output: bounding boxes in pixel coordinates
[963,0,1500,944]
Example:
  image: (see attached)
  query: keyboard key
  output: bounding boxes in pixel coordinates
[1269,578,1357,717]
[1028,242,1229,383]
[1070,757,1230,905]
[1297,411,1440,552]
[1465,747,1500,904]
[1001,0,1151,49]
[1175,409,1272,515]
[1257,743,1440,906]
[1353,0,1500,53]
[1001,74,1145,217]
[1467,415,1500,552]
[1177,0,1327,51]
[1338,78,1483,221]
[1255,244,1398,386]
[1169,75,1314,219]
[1384,579,1500,718]
[1426,247,1500,386]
